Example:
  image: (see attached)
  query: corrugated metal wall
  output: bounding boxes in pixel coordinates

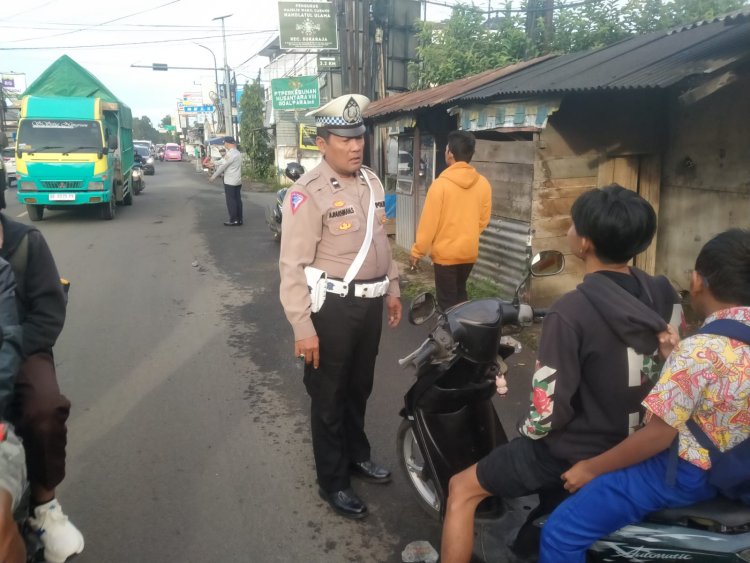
[395,192,416,250]
[474,216,531,299]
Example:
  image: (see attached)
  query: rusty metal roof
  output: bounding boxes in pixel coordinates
[362,55,553,121]
[460,10,750,101]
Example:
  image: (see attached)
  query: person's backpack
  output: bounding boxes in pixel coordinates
[684,319,750,504]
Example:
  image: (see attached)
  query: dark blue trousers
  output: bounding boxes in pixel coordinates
[540,449,716,562]
[223,183,242,223]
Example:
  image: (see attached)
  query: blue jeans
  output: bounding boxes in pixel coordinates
[539,449,716,563]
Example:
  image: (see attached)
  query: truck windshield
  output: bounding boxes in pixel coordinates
[18,119,103,153]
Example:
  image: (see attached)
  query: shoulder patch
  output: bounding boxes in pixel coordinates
[289,191,308,214]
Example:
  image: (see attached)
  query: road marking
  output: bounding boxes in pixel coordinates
[16,211,28,218]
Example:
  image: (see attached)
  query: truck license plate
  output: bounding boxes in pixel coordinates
[49,193,76,201]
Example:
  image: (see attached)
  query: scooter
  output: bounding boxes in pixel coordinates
[131,161,145,195]
[398,250,750,562]
[266,162,304,242]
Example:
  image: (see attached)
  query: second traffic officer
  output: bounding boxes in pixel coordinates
[278,93,402,519]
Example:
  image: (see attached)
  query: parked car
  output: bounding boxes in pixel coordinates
[2,147,16,187]
[164,143,182,162]
[134,145,155,175]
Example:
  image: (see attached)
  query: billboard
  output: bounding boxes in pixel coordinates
[271,76,320,110]
[278,1,338,50]
[1,73,27,98]
[299,124,318,150]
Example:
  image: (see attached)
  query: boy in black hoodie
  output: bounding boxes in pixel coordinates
[440,184,682,563]
[0,207,84,562]
[540,229,750,562]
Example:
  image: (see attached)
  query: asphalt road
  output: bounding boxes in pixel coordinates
[5,159,536,563]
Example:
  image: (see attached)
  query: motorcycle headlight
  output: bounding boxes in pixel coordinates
[19,181,36,191]
[88,181,105,191]
[147,157,154,164]
[132,169,141,178]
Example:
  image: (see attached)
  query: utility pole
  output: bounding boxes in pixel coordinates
[194,43,222,132]
[213,14,234,137]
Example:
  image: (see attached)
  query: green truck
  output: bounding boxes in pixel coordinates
[15,55,135,220]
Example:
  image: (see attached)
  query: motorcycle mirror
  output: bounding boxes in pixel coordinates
[530,250,565,277]
[408,293,437,325]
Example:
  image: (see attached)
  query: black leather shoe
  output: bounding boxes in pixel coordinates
[223,221,241,226]
[350,460,391,484]
[318,488,368,519]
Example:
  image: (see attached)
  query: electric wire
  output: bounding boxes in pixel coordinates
[0,30,278,51]
[4,0,183,44]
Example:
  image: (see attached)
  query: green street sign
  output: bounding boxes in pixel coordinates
[271,76,320,110]
[317,54,340,69]
[164,125,176,131]
[278,1,338,50]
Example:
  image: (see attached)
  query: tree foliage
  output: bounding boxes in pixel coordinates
[132,116,160,142]
[239,76,274,180]
[412,0,749,88]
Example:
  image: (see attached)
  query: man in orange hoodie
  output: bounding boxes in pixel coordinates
[410,131,492,309]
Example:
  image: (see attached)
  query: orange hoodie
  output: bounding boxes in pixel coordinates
[411,161,492,265]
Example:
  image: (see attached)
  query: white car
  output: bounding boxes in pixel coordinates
[2,148,16,187]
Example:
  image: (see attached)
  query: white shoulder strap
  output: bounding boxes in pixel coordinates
[342,170,376,285]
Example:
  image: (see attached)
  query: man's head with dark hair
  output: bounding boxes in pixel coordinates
[446,131,476,164]
[693,229,750,308]
[570,184,657,264]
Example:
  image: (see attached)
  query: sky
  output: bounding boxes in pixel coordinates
[0,0,454,125]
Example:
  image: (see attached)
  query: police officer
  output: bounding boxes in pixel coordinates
[279,94,402,519]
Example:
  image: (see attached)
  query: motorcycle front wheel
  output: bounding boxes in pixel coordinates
[397,418,441,520]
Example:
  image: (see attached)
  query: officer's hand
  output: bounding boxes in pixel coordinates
[295,335,320,369]
[207,177,214,184]
[386,295,402,328]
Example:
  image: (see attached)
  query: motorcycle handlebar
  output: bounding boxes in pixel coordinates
[398,339,439,369]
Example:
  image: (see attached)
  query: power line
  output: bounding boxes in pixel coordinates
[0,29,277,51]
[5,0,182,44]
[424,0,605,14]
[0,0,59,21]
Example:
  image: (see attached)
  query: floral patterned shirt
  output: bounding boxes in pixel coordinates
[643,307,750,469]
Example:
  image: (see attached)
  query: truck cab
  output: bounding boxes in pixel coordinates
[15,96,134,221]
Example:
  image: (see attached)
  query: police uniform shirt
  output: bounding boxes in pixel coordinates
[279,158,400,341]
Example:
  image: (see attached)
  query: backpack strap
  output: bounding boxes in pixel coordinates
[697,319,750,345]
[7,232,28,280]
[665,319,750,486]
[685,418,720,455]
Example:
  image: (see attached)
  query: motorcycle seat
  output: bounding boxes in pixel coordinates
[648,497,750,528]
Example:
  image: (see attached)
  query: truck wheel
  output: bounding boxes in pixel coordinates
[100,194,116,220]
[27,205,44,221]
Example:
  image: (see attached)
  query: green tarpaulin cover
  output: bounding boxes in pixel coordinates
[23,55,132,128]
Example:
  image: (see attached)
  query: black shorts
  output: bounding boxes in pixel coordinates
[476,437,571,498]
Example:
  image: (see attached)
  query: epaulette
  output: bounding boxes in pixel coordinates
[297,169,322,187]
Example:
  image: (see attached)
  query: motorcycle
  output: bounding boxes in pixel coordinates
[131,161,145,195]
[398,250,750,562]
[266,162,304,242]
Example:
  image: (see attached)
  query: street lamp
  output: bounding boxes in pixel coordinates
[212,14,233,137]
[194,43,223,133]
